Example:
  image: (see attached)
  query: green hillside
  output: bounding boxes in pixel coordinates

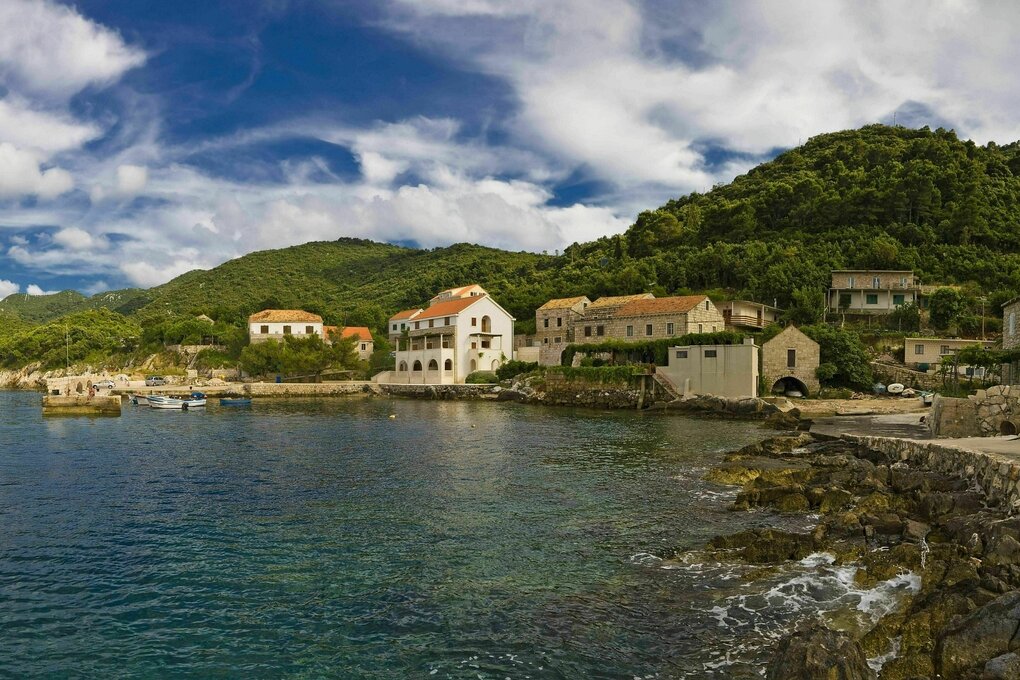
[3,124,1020,371]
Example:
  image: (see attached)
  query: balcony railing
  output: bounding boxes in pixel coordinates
[723,313,772,329]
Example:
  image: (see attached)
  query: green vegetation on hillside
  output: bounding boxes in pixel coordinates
[0,288,150,324]
[0,309,140,370]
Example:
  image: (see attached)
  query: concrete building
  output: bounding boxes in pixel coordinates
[658,339,759,399]
[762,325,820,397]
[381,285,515,384]
[1003,297,1020,350]
[249,309,324,343]
[905,337,995,368]
[534,296,590,365]
[720,300,780,331]
[827,270,921,315]
[608,295,725,340]
[387,308,423,345]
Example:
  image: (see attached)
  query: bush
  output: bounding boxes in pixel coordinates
[801,325,873,389]
[545,365,640,384]
[495,360,538,381]
[465,371,498,384]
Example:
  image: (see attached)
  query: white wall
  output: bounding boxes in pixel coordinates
[660,342,758,399]
[249,321,323,337]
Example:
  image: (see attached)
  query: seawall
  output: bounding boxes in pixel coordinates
[842,434,1020,512]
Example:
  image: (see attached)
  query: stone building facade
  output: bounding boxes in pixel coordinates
[534,296,590,365]
[827,269,920,315]
[762,325,820,396]
[1003,297,1020,350]
[606,296,725,340]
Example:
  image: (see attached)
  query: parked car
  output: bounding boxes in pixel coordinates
[93,379,115,389]
[145,376,167,386]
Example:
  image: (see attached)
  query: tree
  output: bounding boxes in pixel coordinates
[801,325,873,389]
[784,286,825,326]
[928,287,966,330]
[887,302,921,332]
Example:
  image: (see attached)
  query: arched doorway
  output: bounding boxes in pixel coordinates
[412,360,422,372]
[1001,421,1018,436]
[771,376,809,397]
[428,359,439,370]
[398,361,407,372]
[469,359,477,372]
[444,359,452,371]
[481,315,491,333]
[491,359,499,371]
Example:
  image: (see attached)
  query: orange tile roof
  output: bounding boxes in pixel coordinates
[587,293,654,309]
[538,296,589,311]
[340,326,373,342]
[249,309,323,323]
[415,295,484,320]
[389,308,422,321]
[614,295,708,318]
[323,325,337,336]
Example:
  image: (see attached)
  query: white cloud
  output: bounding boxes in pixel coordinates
[116,164,148,195]
[0,280,19,299]
[0,143,73,199]
[120,260,203,288]
[0,0,145,99]
[26,284,59,296]
[52,227,106,252]
[0,98,101,154]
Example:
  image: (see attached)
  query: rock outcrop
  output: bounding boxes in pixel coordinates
[766,622,876,680]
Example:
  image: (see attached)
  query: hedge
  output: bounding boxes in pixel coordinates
[544,365,642,384]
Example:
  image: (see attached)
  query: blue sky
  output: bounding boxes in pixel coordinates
[0,0,1018,297]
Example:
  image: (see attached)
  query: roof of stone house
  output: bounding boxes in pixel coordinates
[414,295,486,321]
[1002,296,1020,309]
[538,296,590,311]
[430,284,486,302]
[340,326,373,342]
[764,325,817,346]
[389,308,423,321]
[249,309,323,323]
[613,295,708,318]
[587,293,654,310]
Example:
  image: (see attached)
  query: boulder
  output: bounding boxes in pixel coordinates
[765,622,876,680]
[983,653,1020,680]
[937,590,1020,678]
[709,528,818,564]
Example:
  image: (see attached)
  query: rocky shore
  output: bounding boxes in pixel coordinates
[695,431,1020,679]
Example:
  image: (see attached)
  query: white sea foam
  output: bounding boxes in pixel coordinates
[867,636,901,672]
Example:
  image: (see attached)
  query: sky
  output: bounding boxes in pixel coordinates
[1,0,1020,298]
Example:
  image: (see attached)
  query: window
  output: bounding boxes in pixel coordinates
[444,317,450,326]
[472,317,478,327]
[866,294,879,305]
[584,326,592,337]
[873,276,881,288]
[542,338,548,344]
[626,325,634,337]
[848,276,855,288]
[705,300,709,310]
[667,322,675,335]
[471,341,478,349]
[712,326,717,332]
[412,360,422,371]
[901,276,908,287]
[704,349,717,358]
[557,317,562,327]
[260,325,269,334]
[283,325,292,335]
[1011,312,1016,336]
[697,323,703,333]
[305,326,314,334]
[839,293,852,308]
[915,344,924,355]
[787,349,797,368]
[543,318,549,328]
[360,344,366,351]
[893,294,905,306]
[645,324,653,336]
[596,325,605,336]
[940,345,951,355]
[415,321,420,330]
[428,319,434,328]
[428,359,439,370]
[554,337,561,344]
[675,350,688,359]
[444,359,452,371]
[392,324,397,332]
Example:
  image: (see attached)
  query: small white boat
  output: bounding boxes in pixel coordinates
[887,383,905,395]
[148,392,206,410]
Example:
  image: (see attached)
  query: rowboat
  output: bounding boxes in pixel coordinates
[149,392,207,410]
[219,397,252,406]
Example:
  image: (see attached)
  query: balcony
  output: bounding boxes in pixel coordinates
[723,312,773,329]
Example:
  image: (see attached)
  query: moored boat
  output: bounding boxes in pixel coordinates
[148,392,207,410]
[129,394,149,405]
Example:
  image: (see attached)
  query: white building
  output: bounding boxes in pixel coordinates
[326,326,375,361]
[388,307,423,344]
[657,339,759,399]
[379,285,515,384]
[249,309,324,343]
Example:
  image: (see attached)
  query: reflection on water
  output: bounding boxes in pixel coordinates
[0,392,890,678]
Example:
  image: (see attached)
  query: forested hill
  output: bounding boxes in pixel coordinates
[5,124,1020,336]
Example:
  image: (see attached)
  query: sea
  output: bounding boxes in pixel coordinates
[0,391,917,678]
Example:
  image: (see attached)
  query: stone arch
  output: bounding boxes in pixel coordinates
[1001,420,1018,436]
[412,360,422,372]
[398,361,407,372]
[470,359,477,372]
[428,359,439,370]
[771,376,809,397]
[444,359,452,371]
[76,381,84,394]
[491,359,499,371]
[481,315,492,333]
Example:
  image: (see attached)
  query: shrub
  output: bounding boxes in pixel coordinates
[465,371,498,384]
[495,360,538,381]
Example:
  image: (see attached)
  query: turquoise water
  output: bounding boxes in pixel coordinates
[0,391,802,678]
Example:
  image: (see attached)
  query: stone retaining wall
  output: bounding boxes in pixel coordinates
[842,434,1020,513]
[244,382,372,397]
[379,384,497,400]
[929,385,1020,437]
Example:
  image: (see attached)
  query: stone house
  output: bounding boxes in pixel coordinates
[659,339,759,399]
[762,325,820,396]
[534,296,591,365]
[573,294,655,341]
[381,285,515,385]
[905,337,995,369]
[827,270,920,315]
[1003,297,1020,350]
[249,309,324,343]
[607,295,725,341]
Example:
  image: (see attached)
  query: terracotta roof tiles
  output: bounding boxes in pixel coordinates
[538,296,589,311]
[613,296,708,318]
[249,309,323,323]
